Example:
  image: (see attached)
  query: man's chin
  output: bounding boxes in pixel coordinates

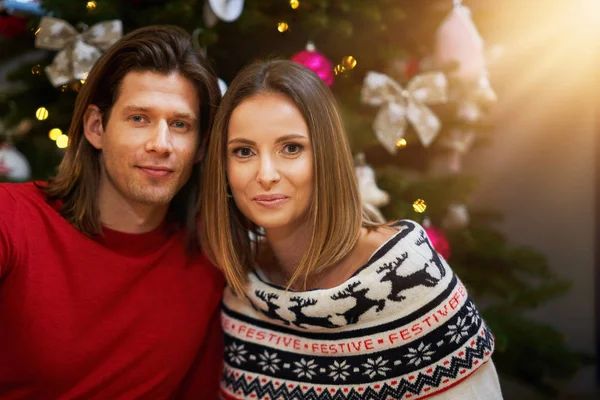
[130,187,178,206]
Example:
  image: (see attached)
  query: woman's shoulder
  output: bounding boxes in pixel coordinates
[360,219,430,257]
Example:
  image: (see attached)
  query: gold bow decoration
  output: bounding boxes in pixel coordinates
[361,71,448,154]
[35,17,123,87]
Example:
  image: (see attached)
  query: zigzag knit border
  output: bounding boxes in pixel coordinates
[221,326,494,400]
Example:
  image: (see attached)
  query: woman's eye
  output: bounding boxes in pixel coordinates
[283,143,303,154]
[233,147,254,158]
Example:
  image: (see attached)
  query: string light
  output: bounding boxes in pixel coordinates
[36,107,49,120]
[334,64,346,75]
[290,0,299,9]
[49,128,62,141]
[56,134,69,149]
[341,56,357,70]
[396,138,407,148]
[60,85,68,92]
[413,199,427,213]
[277,22,289,32]
[86,1,97,10]
[31,65,41,75]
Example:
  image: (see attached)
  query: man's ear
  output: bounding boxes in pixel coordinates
[83,105,104,150]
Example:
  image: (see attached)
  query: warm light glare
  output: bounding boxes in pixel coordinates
[396,138,407,148]
[56,134,69,149]
[31,65,41,75]
[36,107,49,120]
[49,128,62,141]
[413,199,427,213]
[277,22,289,32]
[290,0,299,10]
[86,1,97,10]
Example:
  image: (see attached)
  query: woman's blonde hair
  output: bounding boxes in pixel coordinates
[200,59,371,295]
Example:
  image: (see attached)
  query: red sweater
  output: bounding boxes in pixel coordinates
[0,183,224,399]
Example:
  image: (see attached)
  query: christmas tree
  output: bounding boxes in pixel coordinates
[0,0,585,396]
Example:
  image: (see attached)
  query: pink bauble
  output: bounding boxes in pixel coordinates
[424,224,451,260]
[291,47,334,87]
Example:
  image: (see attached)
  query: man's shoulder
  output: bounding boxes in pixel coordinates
[0,181,51,215]
[0,181,45,200]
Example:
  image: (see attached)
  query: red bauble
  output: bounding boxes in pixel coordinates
[291,43,334,87]
[0,15,28,38]
[424,223,451,260]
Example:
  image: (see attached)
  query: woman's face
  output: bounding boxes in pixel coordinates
[226,92,314,235]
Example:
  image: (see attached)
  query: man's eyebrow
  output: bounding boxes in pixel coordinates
[121,105,198,122]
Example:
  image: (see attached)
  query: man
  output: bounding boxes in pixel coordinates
[0,26,223,399]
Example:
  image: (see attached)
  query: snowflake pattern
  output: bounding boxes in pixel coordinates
[404,342,435,367]
[257,350,281,374]
[465,302,481,326]
[362,356,391,379]
[227,342,248,366]
[328,360,351,382]
[445,316,470,344]
[293,358,318,380]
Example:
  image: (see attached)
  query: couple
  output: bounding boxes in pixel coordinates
[0,26,502,399]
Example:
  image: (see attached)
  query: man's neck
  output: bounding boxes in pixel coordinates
[98,181,168,234]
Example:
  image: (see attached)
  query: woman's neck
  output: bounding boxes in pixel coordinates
[263,222,311,287]
[261,225,389,291]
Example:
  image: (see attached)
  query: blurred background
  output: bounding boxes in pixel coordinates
[0,0,598,398]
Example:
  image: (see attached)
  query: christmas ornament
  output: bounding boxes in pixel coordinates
[439,128,475,173]
[208,0,244,23]
[355,153,389,223]
[35,17,123,87]
[442,204,469,230]
[1,0,44,15]
[0,143,30,181]
[435,0,486,83]
[361,71,447,153]
[0,14,27,38]
[218,78,227,96]
[423,218,451,260]
[291,42,334,87]
[203,0,219,27]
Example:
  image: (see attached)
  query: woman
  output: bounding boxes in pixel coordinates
[200,59,503,400]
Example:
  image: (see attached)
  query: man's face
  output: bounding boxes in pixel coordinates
[91,71,201,207]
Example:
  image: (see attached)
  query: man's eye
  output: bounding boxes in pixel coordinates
[132,115,144,123]
[173,121,188,129]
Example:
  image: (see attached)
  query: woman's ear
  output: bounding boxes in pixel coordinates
[83,105,104,150]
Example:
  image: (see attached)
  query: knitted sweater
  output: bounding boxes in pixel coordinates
[221,220,501,400]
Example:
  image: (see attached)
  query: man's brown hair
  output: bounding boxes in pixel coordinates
[42,25,221,246]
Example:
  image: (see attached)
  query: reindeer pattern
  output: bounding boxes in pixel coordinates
[244,221,452,328]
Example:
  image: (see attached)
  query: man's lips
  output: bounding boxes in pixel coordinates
[137,165,174,178]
